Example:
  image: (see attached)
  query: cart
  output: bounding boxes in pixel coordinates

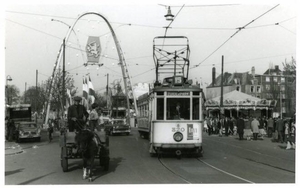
[60,130,110,172]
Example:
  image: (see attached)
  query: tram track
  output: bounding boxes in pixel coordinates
[157,156,192,184]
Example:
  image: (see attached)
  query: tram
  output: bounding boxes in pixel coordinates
[137,36,205,157]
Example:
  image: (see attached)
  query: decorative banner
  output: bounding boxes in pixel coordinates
[86,36,101,64]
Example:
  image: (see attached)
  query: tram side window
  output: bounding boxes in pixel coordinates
[193,98,200,120]
[167,98,190,120]
[157,98,164,120]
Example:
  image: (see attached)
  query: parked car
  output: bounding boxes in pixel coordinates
[105,118,131,136]
[15,122,41,142]
[6,104,41,142]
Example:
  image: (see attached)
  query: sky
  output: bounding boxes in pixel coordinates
[2,0,298,97]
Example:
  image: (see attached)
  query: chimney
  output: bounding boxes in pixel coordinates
[275,65,279,71]
[251,66,255,78]
[212,65,216,87]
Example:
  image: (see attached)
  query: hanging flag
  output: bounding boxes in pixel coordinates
[86,36,101,65]
[88,76,95,105]
[66,88,72,108]
[83,78,88,100]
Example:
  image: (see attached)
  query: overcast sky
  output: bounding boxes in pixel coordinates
[2,0,298,96]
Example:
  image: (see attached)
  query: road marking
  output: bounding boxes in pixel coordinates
[197,158,255,184]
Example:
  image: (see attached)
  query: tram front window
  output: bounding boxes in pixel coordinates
[167,98,190,120]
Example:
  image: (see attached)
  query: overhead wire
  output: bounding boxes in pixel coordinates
[191,4,280,69]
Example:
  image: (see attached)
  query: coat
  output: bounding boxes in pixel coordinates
[276,119,284,132]
[68,104,89,120]
[236,118,245,133]
[251,119,260,133]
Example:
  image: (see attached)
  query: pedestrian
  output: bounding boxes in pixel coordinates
[258,117,266,140]
[67,96,89,132]
[89,103,99,132]
[236,116,245,140]
[224,116,230,136]
[48,122,54,142]
[7,119,15,142]
[251,117,260,140]
[232,117,237,136]
[276,117,284,143]
[217,118,225,137]
[284,120,290,143]
[267,117,274,138]
[244,116,252,141]
[286,121,295,150]
[203,117,208,133]
[207,117,212,136]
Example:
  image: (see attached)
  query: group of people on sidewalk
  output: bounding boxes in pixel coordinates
[204,115,296,150]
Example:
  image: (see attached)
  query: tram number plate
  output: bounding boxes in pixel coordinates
[187,124,198,140]
[172,127,185,132]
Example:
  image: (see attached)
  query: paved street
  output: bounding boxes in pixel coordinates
[5,128,295,185]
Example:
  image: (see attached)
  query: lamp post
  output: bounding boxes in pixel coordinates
[51,19,70,116]
[6,75,12,105]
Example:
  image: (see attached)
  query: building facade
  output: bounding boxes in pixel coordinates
[206,65,295,118]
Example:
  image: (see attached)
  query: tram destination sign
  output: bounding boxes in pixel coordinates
[167,91,189,96]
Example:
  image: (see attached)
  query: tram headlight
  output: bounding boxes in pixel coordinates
[173,132,183,142]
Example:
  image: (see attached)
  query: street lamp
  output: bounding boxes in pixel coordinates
[6,75,13,105]
[164,6,174,21]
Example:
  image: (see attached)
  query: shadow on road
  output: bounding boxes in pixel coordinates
[5,168,24,176]
[92,157,123,181]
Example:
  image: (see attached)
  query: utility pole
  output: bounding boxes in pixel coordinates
[220,56,224,115]
[36,70,38,112]
[25,82,27,103]
[106,73,109,109]
[62,38,66,115]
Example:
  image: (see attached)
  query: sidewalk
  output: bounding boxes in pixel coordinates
[5,129,48,156]
[5,141,24,156]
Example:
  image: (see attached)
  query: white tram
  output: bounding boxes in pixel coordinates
[137,36,205,157]
[137,76,204,157]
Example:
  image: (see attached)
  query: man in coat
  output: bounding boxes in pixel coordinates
[276,117,284,143]
[251,116,260,140]
[237,116,245,140]
[67,96,89,132]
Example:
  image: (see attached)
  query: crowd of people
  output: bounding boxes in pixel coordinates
[203,115,296,150]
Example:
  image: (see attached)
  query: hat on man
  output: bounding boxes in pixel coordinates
[74,96,82,101]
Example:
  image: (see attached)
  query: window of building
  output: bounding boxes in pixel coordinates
[236,86,240,91]
[266,77,270,82]
[273,77,278,82]
[281,85,285,91]
[256,86,261,93]
[281,77,285,83]
[282,94,286,99]
[250,86,254,93]
[265,85,270,91]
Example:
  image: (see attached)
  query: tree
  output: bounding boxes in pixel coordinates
[282,57,296,116]
[5,85,20,105]
[23,85,48,113]
[44,68,75,117]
